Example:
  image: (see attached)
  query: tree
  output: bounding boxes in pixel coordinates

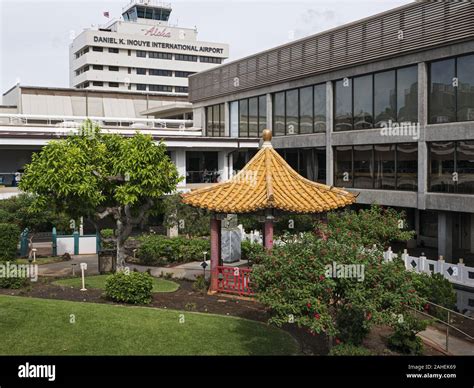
[251,206,423,346]
[19,121,181,266]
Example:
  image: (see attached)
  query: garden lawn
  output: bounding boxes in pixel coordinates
[0,295,299,355]
[53,274,179,293]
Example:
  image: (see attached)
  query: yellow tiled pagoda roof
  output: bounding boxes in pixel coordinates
[181,130,357,214]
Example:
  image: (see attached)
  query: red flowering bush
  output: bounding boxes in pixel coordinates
[251,206,423,345]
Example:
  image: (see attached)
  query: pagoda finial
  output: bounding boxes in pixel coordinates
[262,129,272,148]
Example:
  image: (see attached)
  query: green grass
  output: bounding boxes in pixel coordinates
[0,295,299,355]
[16,257,64,265]
[53,274,179,293]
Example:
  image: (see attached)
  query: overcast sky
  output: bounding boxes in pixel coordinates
[0,0,412,94]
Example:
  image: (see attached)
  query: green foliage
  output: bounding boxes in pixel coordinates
[241,240,264,263]
[105,271,154,304]
[275,214,316,235]
[412,272,457,320]
[162,194,210,237]
[0,260,28,289]
[99,228,116,250]
[0,194,69,233]
[325,205,414,248]
[252,206,422,344]
[329,343,373,356]
[0,223,20,260]
[137,235,210,266]
[193,274,210,293]
[388,314,427,355]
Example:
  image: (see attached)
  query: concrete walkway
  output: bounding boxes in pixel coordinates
[419,326,474,355]
[38,254,99,277]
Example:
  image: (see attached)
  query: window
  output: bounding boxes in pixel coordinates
[248,97,259,137]
[175,86,188,93]
[258,95,267,133]
[429,58,456,124]
[272,84,326,136]
[108,82,119,88]
[92,46,103,52]
[277,148,326,183]
[334,143,417,191]
[239,99,248,137]
[175,54,198,62]
[136,50,147,58]
[150,69,172,77]
[109,66,119,72]
[335,65,418,131]
[136,68,146,75]
[374,70,396,127]
[205,104,225,137]
[230,95,267,137]
[335,79,353,131]
[230,101,239,137]
[175,71,195,78]
[232,150,258,172]
[92,81,103,87]
[149,52,172,60]
[353,75,373,129]
[429,54,474,123]
[92,65,103,70]
[429,141,474,194]
[149,84,172,92]
[136,84,147,91]
[186,152,219,183]
[200,56,222,64]
[108,47,119,53]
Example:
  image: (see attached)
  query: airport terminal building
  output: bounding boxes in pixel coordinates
[188,1,474,261]
[69,0,228,94]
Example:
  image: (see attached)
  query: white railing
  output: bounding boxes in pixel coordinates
[384,247,474,289]
[0,113,194,130]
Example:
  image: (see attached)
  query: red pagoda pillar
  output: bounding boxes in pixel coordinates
[210,214,221,292]
[264,210,274,250]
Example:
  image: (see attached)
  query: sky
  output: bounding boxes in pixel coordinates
[0,0,413,95]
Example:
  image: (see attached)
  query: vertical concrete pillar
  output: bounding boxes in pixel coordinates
[438,211,453,262]
[174,150,186,188]
[417,62,428,210]
[210,215,221,291]
[266,93,272,131]
[193,106,206,132]
[325,81,334,186]
[224,101,230,137]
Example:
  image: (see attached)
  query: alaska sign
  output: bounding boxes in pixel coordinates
[143,26,171,38]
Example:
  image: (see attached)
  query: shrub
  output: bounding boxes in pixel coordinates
[105,271,154,304]
[0,261,28,289]
[387,314,427,355]
[0,223,20,260]
[329,344,373,356]
[193,274,210,293]
[241,240,264,263]
[336,307,370,345]
[137,235,210,266]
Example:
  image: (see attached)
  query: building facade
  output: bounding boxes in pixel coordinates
[69,0,229,94]
[188,1,474,262]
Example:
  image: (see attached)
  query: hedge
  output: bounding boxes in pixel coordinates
[0,223,20,260]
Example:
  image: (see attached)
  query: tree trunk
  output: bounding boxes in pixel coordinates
[116,219,133,269]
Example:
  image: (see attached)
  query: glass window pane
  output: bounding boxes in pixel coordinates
[213,104,220,137]
[429,59,456,124]
[299,149,313,179]
[219,104,225,136]
[258,95,267,134]
[335,146,353,187]
[353,145,374,188]
[314,84,326,133]
[286,89,299,135]
[274,92,285,136]
[353,75,373,129]
[315,147,326,184]
[374,70,396,127]
[429,142,455,193]
[239,99,248,137]
[284,150,299,171]
[374,144,396,190]
[457,55,474,122]
[397,143,418,191]
[335,80,353,131]
[397,66,418,123]
[206,106,213,136]
[456,141,474,194]
[248,97,259,137]
[230,101,239,138]
[299,86,313,134]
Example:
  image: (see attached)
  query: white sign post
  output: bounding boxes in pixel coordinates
[80,262,87,291]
